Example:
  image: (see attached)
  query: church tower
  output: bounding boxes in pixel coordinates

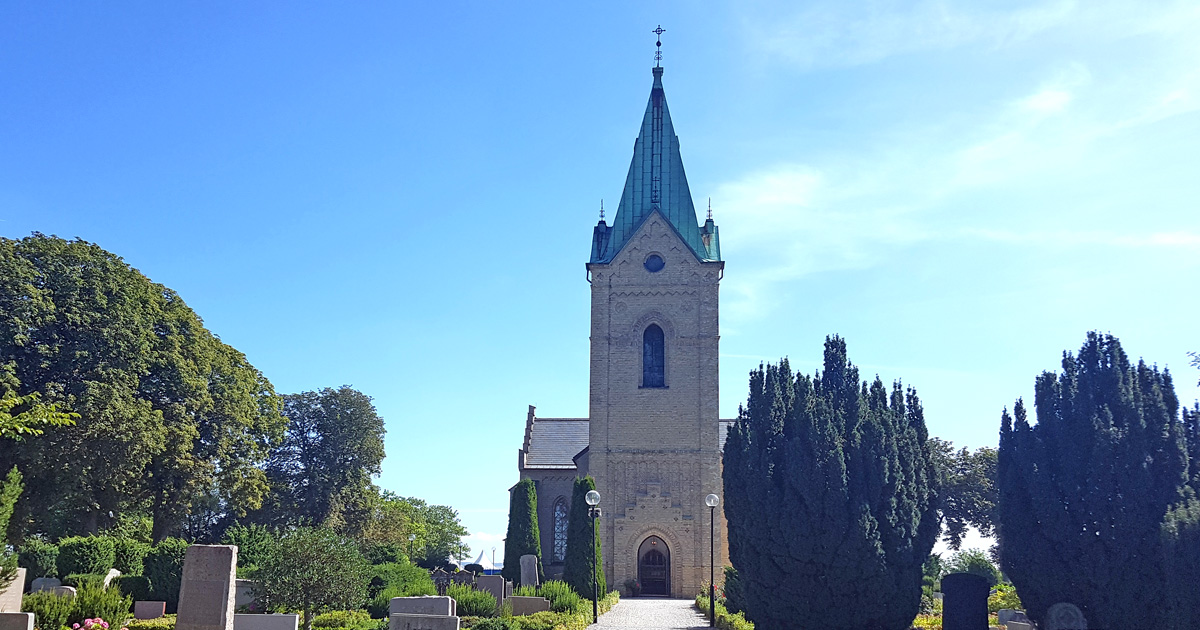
[585,64,725,598]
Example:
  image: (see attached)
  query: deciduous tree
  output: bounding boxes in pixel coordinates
[252,526,370,630]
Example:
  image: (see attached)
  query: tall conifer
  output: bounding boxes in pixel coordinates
[501,478,542,583]
[723,336,938,630]
[562,476,604,598]
[997,333,1189,629]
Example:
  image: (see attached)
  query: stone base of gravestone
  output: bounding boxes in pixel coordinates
[1045,602,1087,630]
[50,586,77,599]
[0,569,25,613]
[941,572,989,630]
[475,575,506,613]
[389,614,459,630]
[233,614,299,630]
[518,555,539,588]
[30,577,62,593]
[0,612,33,630]
[508,596,550,616]
[176,545,238,630]
[135,601,167,619]
[1008,622,1034,630]
[390,596,456,617]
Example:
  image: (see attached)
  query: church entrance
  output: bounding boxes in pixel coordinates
[637,536,670,596]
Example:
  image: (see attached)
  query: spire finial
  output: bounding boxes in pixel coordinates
[599,199,605,222]
[653,25,665,67]
[707,197,713,221]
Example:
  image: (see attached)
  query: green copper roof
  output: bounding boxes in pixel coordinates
[590,66,720,264]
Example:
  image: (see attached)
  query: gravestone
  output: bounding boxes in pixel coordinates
[997,609,1016,625]
[508,596,550,616]
[518,555,539,588]
[30,577,61,593]
[1008,622,1034,630]
[941,572,989,630]
[0,569,25,612]
[233,614,298,630]
[103,569,122,588]
[388,614,459,630]
[390,596,456,617]
[475,575,506,613]
[234,579,258,610]
[135,601,167,620]
[50,586,77,598]
[0,612,33,630]
[1045,602,1087,630]
[176,545,238,630]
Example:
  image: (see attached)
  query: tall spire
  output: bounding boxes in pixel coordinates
[589,63,721,264]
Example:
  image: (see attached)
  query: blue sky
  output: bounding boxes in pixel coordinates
[3,1,1198,561]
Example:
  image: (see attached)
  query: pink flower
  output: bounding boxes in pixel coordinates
[73,624,80,629]
[102,622,110,628]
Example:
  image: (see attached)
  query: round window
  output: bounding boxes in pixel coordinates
[644,254,665,272]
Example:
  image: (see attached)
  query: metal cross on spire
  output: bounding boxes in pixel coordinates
[653,25,666,66]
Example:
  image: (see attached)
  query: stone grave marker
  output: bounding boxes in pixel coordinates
[389,596,459,630]
[475,575,506,613]
[234,579,258,610]
[518,555,538,588]
[233,614,298,630]
[940,572,989,630]
[388,614,459,630]
[0,612,33,630]
[30,577,61,593]
[135,601,167,620]
[0,569,25,612]
[176,545,238,630]
[50,586,77,598]
[508,596,550,616]
[1045,602,1087,630]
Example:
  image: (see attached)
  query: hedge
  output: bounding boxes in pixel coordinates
[57,536,115,576]
[145,538,189,613]
[18,540,58,579]
[695,593,754,630]
[114,539,150,576]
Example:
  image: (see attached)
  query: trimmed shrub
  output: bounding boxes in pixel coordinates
[22,591,74,630]
[145,538,189,613]
[469,619,516,630]
[126,616,176,630]
[695,593,754,630]
[62,573,108,588]
[536,580,583,615]
[365,561,436,615]
[220,524,277,570]
[115,574,152,601]
[312,609,373,630]
[69,582,133,627]
[362,543,406,566]
[18,540,58,579]
[57,536,116,576]
[561,477,604,599]
[722,566,746,614]
[447,583,496,618]
[463,563,485,575]
[945,549,999,587]
[114,538,150,575]
[501,479,542,584]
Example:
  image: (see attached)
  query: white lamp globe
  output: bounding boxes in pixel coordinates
[705,493,720,507]
[585,490,601,506]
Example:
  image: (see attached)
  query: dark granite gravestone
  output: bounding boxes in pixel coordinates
[941,572,989,630]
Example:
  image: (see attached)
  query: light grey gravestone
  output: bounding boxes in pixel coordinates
[388,614,459,630]
[233,614,298,630]
[518,555,539,588]
[1045,602,1087,630]
[30,577,61,593]
[233,580,258,610]
[103,569,122,588]
[50,586,77,598]
[0,612,33,630]
[0,569,25,612]
[389,596,455,617]
[474,575,506,613]
[176,545,238,630]
[508,596,550,616]
[134,601,167,620]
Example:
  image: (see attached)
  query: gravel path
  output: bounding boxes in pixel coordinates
[587,598,711,630]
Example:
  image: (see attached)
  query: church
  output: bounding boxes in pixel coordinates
[516,59,733,598]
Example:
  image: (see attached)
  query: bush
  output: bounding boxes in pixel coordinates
[312,609,373,630]
[115,575,152,601]
[469,618,516,630]
[221,524,278,570]
[253,527,371,630]
[988,583,1022,613]
[22,591,74,630]
[126,616,176,630]
[447,583,496,618]
[62,573,108,588]
[722,566,745,614]
[695,593,754,630]
[18,540,59,579]
[945,549,999,587]
[57,536,116,576]
[362,543,407,566]
[144,538,189,613]
[536,580,582,615]
[463,563,485,575]
[113,538,150,575]
[69,582,133,627]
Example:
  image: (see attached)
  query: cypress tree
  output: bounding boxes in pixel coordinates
[501,478,543,583]
[562,476,605,598]
[997,333,1189,629]
[723,336,938,630]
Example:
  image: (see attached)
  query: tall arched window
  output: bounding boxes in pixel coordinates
[643,324,665,387]
[552,497,569,562]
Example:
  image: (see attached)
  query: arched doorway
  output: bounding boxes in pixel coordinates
[637,535,670,596]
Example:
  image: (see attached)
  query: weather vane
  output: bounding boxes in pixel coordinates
[707,197,713,221]
[653,25,665,66]
[600,199,605,221]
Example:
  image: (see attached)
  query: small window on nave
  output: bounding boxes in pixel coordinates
[553,497,569,562]
[643,324,665,387]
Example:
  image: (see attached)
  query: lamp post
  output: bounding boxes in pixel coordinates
[705,493,720,627]
[585,489,602,624]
